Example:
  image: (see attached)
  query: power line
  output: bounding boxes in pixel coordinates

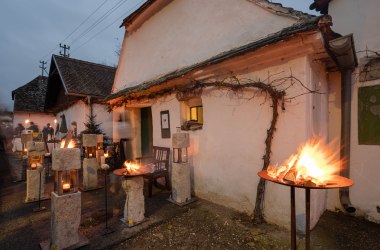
[71,0,144,54]
[61,0,109,44]
[39,0,110,61]
[69,0,129,46]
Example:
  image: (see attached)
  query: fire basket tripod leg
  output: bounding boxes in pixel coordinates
[291,186,296,250]
[305,188,311,250]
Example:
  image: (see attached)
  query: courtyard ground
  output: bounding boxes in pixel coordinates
[0,149,380,250]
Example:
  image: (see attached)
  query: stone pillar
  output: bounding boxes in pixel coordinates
[51,192,81,250]
[171,162,191,203]
[83,158,99,190]
[26,168,45,202]
[122,176,144,225]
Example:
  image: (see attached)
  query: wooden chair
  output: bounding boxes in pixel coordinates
[143,146,171,197]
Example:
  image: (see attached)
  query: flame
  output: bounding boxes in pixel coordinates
[60,139,76,148]
[104,152,109,158]
[123,160,141,174]
[267,138,341,186]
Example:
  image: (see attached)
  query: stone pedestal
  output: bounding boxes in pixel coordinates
[122,176,144,225]
[26,169,45,202]
[83,158,99,190]
[171,162,191,204]
[51,192,81,250]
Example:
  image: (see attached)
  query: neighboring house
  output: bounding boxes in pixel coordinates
[45,55,116,139]
[12,75,55,133]
[106,0,362,230]
[310,0,380,223]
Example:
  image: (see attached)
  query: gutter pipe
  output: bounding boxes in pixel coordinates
[328,34,357,214]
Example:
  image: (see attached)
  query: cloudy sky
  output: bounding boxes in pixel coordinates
[0,0,317,111]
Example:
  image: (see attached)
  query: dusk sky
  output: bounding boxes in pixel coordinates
[0,0,318,111]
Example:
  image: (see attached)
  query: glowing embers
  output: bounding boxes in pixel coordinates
[267,138,341,187]
[60,139,76,148]
[123,160,142,175]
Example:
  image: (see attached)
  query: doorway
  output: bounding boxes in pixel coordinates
[141,107,153,158]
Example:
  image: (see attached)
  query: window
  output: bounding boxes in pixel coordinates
[190,106,203,124]
[180,97,203,130]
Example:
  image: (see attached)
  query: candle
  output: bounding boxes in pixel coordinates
[104,152,109,158]
[100,156,105,165]
[31,163,37,169]
[62,183,70,191]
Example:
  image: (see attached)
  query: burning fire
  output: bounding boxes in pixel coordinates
[60,139,76,148]
[123,160,141,174]
[267,138,341,186]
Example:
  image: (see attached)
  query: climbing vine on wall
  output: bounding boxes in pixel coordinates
[108,74,320,224]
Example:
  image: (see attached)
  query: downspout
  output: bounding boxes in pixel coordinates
[328,34,357,214]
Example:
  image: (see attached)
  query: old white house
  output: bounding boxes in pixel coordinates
[12,76,55,133]
[106,0,375,230]
[45,55,115,139]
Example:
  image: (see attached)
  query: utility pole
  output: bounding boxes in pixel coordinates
[59,43,70,57]
[39,61,47,77]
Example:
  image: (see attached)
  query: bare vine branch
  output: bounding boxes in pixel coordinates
[107,74,320,224]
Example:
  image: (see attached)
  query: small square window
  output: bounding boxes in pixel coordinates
[190,106,203,124]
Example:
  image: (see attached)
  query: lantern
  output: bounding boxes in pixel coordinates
[54,169,79,195]
[83,134,97,158]
[172,129,190,163]
[52,147,80,196]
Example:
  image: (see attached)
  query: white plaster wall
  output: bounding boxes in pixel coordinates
[92,103,113,139]
[56,101,87,138]
[327,1,380,222]
[55,101,112,139]
[148,57,329,229]
[112,106,131,143]
[350,78,380,222]
[13,113,55,131]
[113,0,296,91]
[329,0,380,54]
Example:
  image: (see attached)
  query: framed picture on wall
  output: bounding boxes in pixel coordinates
[160,110,170,138]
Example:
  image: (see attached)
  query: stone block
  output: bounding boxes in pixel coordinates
[122,176,144,223]
[172,132,190,148]
[51,191,81,250]
[82,134,97,147]
[97,134,103,143]
[26,169,45,202]
[52,148,81,171]
[172,163,191,203]
[83,158,98,189]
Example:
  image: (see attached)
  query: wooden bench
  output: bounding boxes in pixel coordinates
[143,146,171,197]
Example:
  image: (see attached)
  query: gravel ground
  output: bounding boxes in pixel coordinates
[1,148,380,250]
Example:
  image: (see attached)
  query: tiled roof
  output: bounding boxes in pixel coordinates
[52,55,116,98]
[12,76,49,113]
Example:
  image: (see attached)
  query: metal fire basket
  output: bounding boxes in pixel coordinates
[258,170,353,250]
